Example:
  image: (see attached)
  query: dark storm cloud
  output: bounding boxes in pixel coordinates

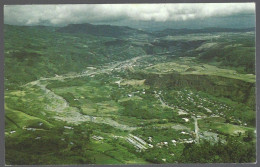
[4,3,255,26]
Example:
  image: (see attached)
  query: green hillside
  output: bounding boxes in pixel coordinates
[4,24,146,88]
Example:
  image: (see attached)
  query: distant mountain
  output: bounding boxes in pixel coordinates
[154,27,255,37]
[56,23,255,39]
[56,23,150,37]
[104,14,256,31]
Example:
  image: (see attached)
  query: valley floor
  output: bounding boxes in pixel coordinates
[5,55,256,164]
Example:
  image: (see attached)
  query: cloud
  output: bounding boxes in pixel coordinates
[4,3,255,26]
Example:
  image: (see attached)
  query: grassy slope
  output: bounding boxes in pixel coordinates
[145,57,255,83]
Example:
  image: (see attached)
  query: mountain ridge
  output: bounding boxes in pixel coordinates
[56,23,151,37]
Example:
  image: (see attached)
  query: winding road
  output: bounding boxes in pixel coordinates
[192,116,200,143]
[155,94,188,115]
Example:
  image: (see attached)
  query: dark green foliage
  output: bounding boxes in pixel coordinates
[145,72,255,110]
[196,34,255,74]
[5,123,94,165]
[118,96,178,120]
[180,135,256,163]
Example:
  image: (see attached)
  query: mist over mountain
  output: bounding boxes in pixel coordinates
[97,14,256,31]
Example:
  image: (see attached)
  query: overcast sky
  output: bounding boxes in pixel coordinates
[4,3,255,27]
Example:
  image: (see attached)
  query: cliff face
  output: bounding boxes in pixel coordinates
[144,73,255,108]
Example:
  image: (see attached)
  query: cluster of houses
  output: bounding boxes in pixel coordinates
[124,131,196,152]
[127,89,146,98]
[156,141,169,148]
[155,136,194,149]
[64,126,73,130]
[92,135,104,141]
